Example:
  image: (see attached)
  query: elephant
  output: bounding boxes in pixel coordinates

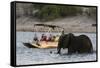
[57,33,93,54]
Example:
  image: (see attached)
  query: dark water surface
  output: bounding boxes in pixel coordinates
[16,32,97,65]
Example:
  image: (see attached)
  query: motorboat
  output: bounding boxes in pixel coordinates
[23,24,64,48]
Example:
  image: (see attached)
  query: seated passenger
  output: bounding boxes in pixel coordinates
[40,34,44,41]
[40,34,47,41]
[33,34,40,46]
[47,34,52,42]
[43,35,47,41]
[33,34,38,41]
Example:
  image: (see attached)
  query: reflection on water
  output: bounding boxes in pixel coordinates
[16,32,97,65]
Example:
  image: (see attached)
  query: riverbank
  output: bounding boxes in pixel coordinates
[16,15,96,33]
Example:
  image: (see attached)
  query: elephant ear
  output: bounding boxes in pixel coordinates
[67,33,74,47]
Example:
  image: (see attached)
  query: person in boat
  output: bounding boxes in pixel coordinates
[47,34,52,42]
[40,34,47,41]
[33,34,38,41]
[33,34,40,46]
[40,34,44,41]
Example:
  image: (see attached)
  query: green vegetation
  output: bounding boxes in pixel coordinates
[88,8,97,20]
[16,3,97,21]
[33,4,82,21]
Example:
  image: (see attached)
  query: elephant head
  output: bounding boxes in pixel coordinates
[57,33,74,54]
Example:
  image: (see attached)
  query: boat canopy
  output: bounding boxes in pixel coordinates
[34,24,63,30]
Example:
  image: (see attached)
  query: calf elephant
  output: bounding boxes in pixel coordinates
[57,33,93,54]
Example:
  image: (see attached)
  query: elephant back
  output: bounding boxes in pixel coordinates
[78,35,93,53]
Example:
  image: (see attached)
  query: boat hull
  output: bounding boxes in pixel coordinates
[23,41,58,48]
[23,43,37,48]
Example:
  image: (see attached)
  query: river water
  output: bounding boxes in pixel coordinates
[16,32,97,65]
